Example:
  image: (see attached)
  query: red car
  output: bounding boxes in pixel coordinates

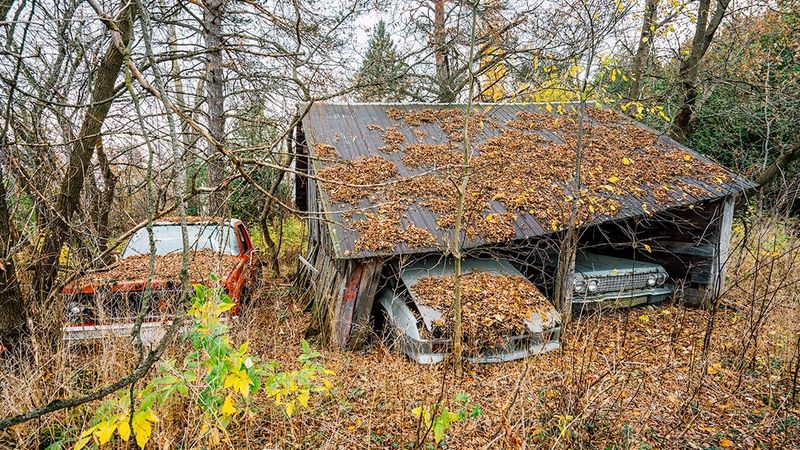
[62,217,262,342]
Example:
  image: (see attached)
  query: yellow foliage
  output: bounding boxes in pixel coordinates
[221,395,237,416]
[480,45,506,101]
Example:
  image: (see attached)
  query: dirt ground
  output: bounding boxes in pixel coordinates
[218,285,800,450]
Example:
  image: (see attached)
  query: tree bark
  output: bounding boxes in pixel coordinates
[30,2,134,347]
[204,0,226,214]
[92,136,117,261]
[628,0,658,100]
[670,0,730,141]
[258,149,293,278]
[433,0,453,102]
[750,142,800,193]
[0,157,25,351]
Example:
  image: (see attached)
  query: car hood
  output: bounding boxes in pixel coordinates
[575,251,664,278]
[398,256,561,333]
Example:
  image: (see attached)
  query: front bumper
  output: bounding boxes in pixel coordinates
[390,326,562,364]
[572,286,672,312]
[63,322,173,343]
[62,317,233,343]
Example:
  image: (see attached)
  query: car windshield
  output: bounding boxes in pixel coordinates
[122,224,240,258]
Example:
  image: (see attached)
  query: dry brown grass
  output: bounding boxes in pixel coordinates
[3,220,800,449]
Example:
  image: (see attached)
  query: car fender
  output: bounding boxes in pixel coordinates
[377,290,422,341]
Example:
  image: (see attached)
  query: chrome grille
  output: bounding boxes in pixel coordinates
[65,290,182,324]
[596,272,654,293]
[107,290,182,322]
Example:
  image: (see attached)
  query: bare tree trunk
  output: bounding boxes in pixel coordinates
[0,156,25,351]
[204,0,226,214]
[30,2,134,347]
[258,138,294,278]
[92,137,117,262]
[628,0,658,100]
[670,0,730,141]
[752,142,800,192]
[433,0,452,102]
[451,1,478,378]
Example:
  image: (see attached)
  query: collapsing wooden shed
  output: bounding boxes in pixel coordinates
[293,102,755,348]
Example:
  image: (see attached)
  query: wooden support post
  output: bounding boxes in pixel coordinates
[706,195,735,307]
[685,196,736,307]
[348,260,384,349]
[334,263,363,347]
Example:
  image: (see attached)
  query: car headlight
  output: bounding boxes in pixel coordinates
[587,279,598,293]
[656,272,668,285]
[65,301,89,321]
[646,274,657,287]
[574,279,586,293]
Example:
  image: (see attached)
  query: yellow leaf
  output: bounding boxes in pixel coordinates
[683,154,692,161]
[643,244,652,253]
[545,103,553,113]
[224,370,252,397]
[622,156,632,166]
[221,395,237,416]
[297,390,311,408]
[611,69,617,81]
[96,420,116,445]
[285,400,296,417]
[608,176,620,183]
[117,418,131,442]
[132,411,154,449]
[638,315,650,322]
[720,438,734,448]
[658,110,671,122]
[570,65,579,75]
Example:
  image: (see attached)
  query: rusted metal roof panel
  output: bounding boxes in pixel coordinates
[300,102,755,260]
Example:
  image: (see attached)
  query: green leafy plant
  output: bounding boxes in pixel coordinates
[412,392,482,445]
[74,281,333,449]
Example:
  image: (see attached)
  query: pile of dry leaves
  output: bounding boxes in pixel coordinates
[157,216,225,224]
[317,156,397,204]
[75,250,240,286]
[411,272,554,348]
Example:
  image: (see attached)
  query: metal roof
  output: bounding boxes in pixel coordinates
[300,102,755,260]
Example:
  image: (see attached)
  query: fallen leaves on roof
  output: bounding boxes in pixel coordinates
[75,250,240,287]
[352,214,439,253]
[411,272,555,349]
[317,156,397,204]
[314,143,339,160]
[379,125,405,153]
[315,106,732,256]
[402,143,462,169]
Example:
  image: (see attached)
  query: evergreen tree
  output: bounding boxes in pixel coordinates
[356,21,408,102]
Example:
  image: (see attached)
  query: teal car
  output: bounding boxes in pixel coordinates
[572,252,672,311]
